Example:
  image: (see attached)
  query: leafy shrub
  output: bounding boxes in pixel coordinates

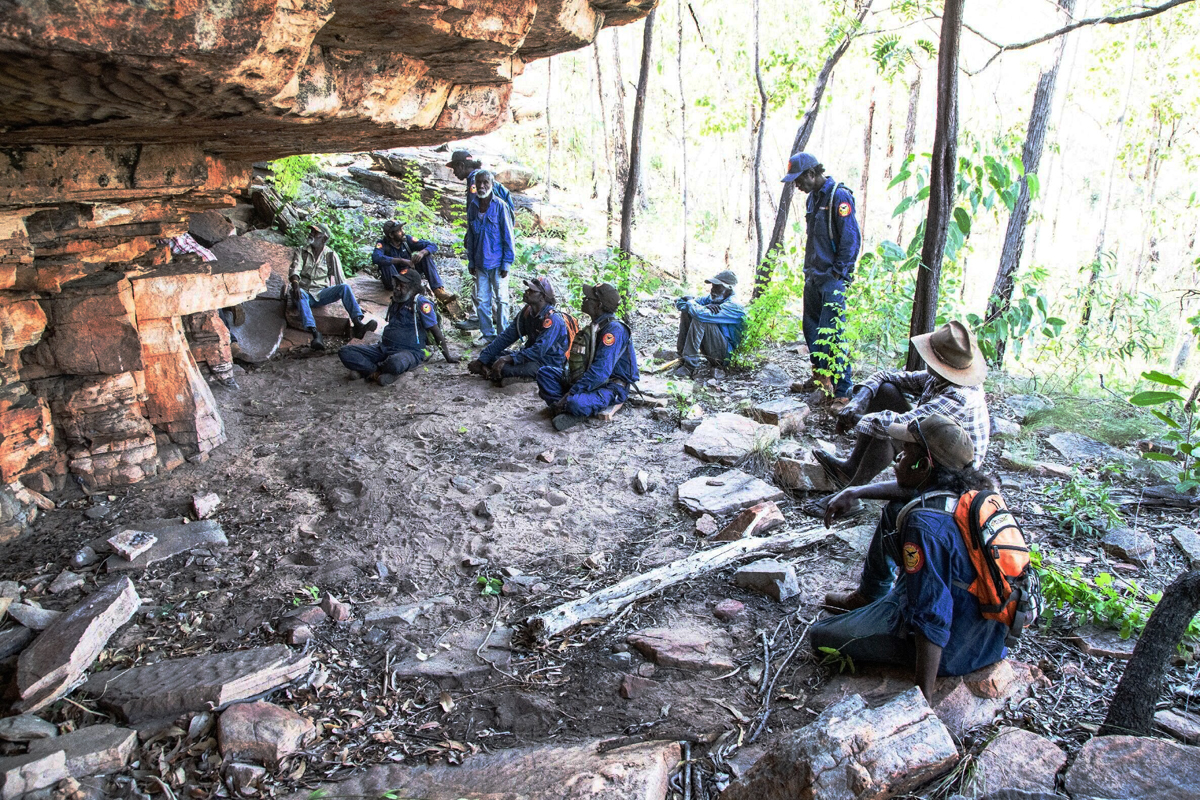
[732,247,803,368]
[1130,368,1200,493]
[1041,475,1123,537]
[268,155,318,203]
[285,204,375,277]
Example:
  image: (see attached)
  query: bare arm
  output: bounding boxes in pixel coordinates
[427,323,458,363]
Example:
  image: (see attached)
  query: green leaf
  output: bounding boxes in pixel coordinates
[887,170,912,189]
[1141,451,1176,462]
[1150,410,1181,429]
[1026,173,1040,200]
[892,196,915,217]
[1130,391,1186,406]
[1142,370,1188,388]
[915,185,931,201]
[953,207,972,236]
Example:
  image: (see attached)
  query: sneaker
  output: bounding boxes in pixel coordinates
[552,413,586,431]
[454,318,481,331]
[477,335,496,346]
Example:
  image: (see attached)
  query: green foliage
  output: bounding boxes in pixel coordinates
[476,576,503,596]
[817,645,855,674]
[292,585,320,606]
[1041,475,1123,537]
[732,247,803,368]
[269,155,318,202]
[285,204,375,277]
[391,169,443,242]
[1129,369,1200,493]
[970,270,1065,364]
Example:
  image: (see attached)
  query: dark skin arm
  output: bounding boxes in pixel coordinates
[427,323,459,363]
[823,480,918,528]
[915,634,943,701]
[489,354,513,380]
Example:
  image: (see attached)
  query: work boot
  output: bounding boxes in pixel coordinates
[672,363,696,380]
[823,590,871,614]
[378,372,401,387]
[308,327,325,351]
[552,413,586,431]
[351,316,378,340]
[454,317,481,332]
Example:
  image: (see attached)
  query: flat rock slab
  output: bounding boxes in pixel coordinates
[774,452,838,492]
[26,723,136,778]
[1005,395,1053,422]
[0,750,68,799]
[1046,431,1130,464]
[0,715,57,742]
[751,399,810,435]
[833,523,875,555]
[82,645,311,723]
[677,469,784,517]
[684,413,779,465]
[1170,526,1200,567]
[1064,735,1200,800]
[228,298,286,364]
[390,626,512,690]
[962,727,1065,798]
[16,577,140,714]
[1068,625,1137,659]
[1101,526,1155,567]
[6,603,61,631]
[1156,708,1200,745]
[99,518,227,571]
[0,627,33,659]
[722,687,958,800]
[218,702,315,766]
[627,627,735,672]
[281,739,680,800]
[733,559,800,602]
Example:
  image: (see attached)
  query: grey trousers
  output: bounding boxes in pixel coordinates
[677,307,731,368]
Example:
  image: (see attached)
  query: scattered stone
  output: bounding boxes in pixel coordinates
[6,603,61,631]
[619,674,655,699]
[286,624,313,645]
[626,627,734,672]
[583,552,608,572]
[1046,431,1129,465]
[284,739,680,800]
[546,490,569,507]
[1101,526,1155,567]
[1068,625,1137,659]
[225,762,267,794]
[694,514,719,537]
[757,363,792,388]
[714,501,786,542]
[633,470,655,494]
[100,519,227,571]
[721,688,958,800]
[390,626,512,689]
[677,469,785,517]
[0,627,33,660]
[752,398,810,436]
[83,505,110,520]
[0,580,19,600]
[320,593,351,622]
[374,560,389,580]
[218,701,316,766]
[26,723,136,778]
[82,645,312,723]
[362,627,386,646]
[684,412,780,465]
[1157,708,1200,745]
[0,750,68,799]
[734,559,800,602]
[0,715,58,742]
[70,546,100,569]
[16,577,140,713]
[192,492,221,519]
[1171,527,1200,567]
[48,570,84,594]
[106,528,158,561]
[990,416,1022,439]
[285,606,328,626]
[366,596,455,625]
[1005,394,1053,422]
[713,599,745,622]
[188,712,215,740]
[1064,735,1200,800]
[537,449,556,464]
[963,727,1065,798]
[833,523,875,556]
[774,450,838,492]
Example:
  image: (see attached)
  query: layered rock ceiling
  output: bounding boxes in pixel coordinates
[0,0,656,540]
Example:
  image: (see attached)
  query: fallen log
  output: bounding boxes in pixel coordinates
[522,525,826,642]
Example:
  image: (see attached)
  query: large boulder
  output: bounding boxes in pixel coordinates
[960,727,1065,798]
[677,469,785,517]
[685,412,780,465]
[1064,735,1200,800]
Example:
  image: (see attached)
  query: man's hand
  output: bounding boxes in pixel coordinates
[443,349,460,364]
[467,359,487,376]
[835,387,873,434]
[490,355,513,379]
[823,488,861,529]
[391,256,413,269]
[500,269,509,279]
[289,274,299,285]
[412,249,429,263]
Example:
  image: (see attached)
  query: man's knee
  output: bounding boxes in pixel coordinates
[869,381,909,413]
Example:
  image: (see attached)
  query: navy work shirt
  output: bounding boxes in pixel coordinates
[381,295,439,355]
[894,506,1008,676]
[372,234,438,271]
[804,176,861,285]
[571,313,639,395]
[480,305,569,370]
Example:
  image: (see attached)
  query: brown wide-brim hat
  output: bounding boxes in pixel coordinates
[910,320,986,387]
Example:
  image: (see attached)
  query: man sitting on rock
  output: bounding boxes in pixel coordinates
[468,276,569,385]
[537,282,638,431]
[806,320,989,517]
[338,267,458,385]
[289,222,377,350]
[673,269,746,378]
[812,414,1007,699]
[372,219,462,318]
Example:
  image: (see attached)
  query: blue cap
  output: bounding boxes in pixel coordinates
[782,152,819,183]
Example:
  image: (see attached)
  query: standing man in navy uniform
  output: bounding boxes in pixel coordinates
[782,152,861,411]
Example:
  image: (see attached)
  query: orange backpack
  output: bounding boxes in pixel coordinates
[558,311,581,360]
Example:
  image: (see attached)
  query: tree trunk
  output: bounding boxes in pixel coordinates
[752,0,874,299]
[1100,569,1200,736]
[677,0,690,284]
[619,8,657,256]
[594,42,615,243]
[860,86,876,241]
[905,0,964,370]
[752,0,767,267]
[611,28,631,213]
[987,0,1075,363]
[896,69,922,245]
[545,58,553,203]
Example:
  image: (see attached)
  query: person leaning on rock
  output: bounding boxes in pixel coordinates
[338,267,458,385]
[288,221,377,351]
[537,282,638,431]
[447,149,515,333]
[672,269,746,379]
[811,414,1007,700]
[468,276,569,386]
[372,219,463,319]
[804,320,990,518]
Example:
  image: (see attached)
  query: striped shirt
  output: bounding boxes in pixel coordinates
[854,370,990,466]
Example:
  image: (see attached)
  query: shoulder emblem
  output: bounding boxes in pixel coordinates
[838,202,852,217]
[374,243,383,249]
[542,317,552,329]
[902,542,924,574]
[421,302,433,314]
[602,332,616,346]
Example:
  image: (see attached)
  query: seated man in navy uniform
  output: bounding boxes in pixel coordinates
[338,267,458,385]
[372,219,462,318]
[468,276,569,385]
[537,282,638,431]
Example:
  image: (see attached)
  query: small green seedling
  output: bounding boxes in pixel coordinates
[476,576,503,596]
[817,646,856,674]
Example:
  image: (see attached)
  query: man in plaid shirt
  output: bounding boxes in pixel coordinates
[809,321,989,516]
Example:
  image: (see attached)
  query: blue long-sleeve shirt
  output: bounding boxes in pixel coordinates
[479,305,569,370]
[381,295,439,355]
[464,198,515,273]
[466,170,515,213]
[804,176,861,285]
[674,294,747,354]
[571,313,639,394]
[372,235,438,271]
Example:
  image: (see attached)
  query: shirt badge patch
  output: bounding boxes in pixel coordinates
[421,302,433,314]
[374,244,382,249]
[542,317,552,329]
[602,332,616,346]
[902,542,924,574]
[838,202,852,217]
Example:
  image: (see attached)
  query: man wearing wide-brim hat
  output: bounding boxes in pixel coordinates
[671,269,747,378]
[804,320,990,517]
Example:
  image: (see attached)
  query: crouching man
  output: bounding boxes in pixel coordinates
[338,268,458,385]
[468,276,569,385]
[537,282,638,431]
[673,269,746,378]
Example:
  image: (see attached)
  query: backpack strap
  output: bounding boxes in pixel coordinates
[895,490,958,534]
[827,182,844,245]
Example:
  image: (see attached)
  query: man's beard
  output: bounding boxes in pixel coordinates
[477,187,493,200]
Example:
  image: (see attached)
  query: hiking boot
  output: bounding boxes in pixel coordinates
[454,317,481,331]
[351,317,378,340]
[308,328,325,351]
[552,413,586,431]
[672,363,696,380]
[378,372,400,387]
[823,590,871,614]
[433,286,459,305]
[812,449,852,490]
